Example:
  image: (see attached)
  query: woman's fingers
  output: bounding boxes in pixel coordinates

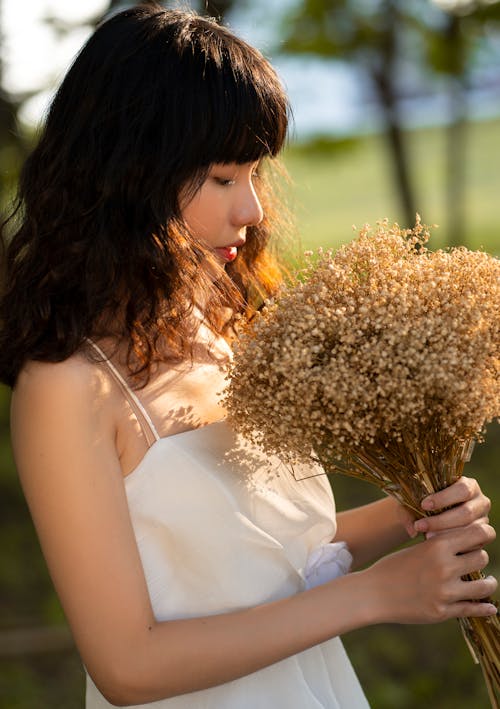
[421,477,475,509]
[430,542,498,620]
[415,477,491,535]
[421,476,488,513]
[445,520,496,556]
[415,508,489,536]
[366,531,498,624]
[458,574,498,600]
[455,548,490,577]
[450,599,498,619]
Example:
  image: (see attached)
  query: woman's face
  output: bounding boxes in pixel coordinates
[180,161,263,264]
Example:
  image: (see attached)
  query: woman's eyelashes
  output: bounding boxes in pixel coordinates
[211,164,260,187]
[213,177,236,186]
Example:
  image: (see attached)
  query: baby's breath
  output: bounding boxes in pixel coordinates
[225,218,499,463]
[223,218,500,705]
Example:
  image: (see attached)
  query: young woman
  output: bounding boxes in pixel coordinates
[0,5,496,708]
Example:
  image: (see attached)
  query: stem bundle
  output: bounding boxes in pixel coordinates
[316,435,500,708]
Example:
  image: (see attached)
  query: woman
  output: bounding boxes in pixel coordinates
[0,5,496,708]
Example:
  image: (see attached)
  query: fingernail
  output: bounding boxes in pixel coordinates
[486,604,498,615]
[421,498,434,511]
[414,520,428,533]
[406,524,418,539]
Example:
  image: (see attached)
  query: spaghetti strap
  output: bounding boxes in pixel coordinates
[86,338,160,446]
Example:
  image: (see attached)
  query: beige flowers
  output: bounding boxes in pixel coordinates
[225,218,499,465]
[224,217,500,706]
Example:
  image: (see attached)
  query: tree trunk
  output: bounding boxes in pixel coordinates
[371,68,417,229]
[369,1,417,229]
[444,15,467,247]
[446,78,467,246]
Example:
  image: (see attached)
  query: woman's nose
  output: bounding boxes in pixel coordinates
[232,183,264,228]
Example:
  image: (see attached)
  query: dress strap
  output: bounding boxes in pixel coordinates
[86,339,160,446]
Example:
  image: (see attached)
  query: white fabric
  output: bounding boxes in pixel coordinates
[85,421,369,708]
[304,542,353,591]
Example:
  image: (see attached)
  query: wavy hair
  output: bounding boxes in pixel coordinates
[0,3,290,387]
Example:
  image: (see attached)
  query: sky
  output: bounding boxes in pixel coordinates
[2,0,109,124]
[2,0,109,92]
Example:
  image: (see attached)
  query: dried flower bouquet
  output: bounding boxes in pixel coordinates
[224,218,500,707]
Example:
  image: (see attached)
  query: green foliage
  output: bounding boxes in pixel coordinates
[0,654,85,709]
[418,1,500,79]
[290,134,360,157]
[282,0,404,59]
[282,0,500,73]
[281,0,500,241]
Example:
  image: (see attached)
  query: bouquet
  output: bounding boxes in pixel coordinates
[224,217,500,706]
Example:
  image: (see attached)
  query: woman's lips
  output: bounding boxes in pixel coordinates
[215,246,238,262]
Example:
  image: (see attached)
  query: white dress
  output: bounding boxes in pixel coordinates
[85,345,370,709]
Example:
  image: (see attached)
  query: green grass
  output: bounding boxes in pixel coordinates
[283,117,500,254]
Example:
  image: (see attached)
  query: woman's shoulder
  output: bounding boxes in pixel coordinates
[12,351,112,425]
[15,351,103,393]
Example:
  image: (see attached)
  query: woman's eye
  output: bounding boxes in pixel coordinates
[214,177,235,186]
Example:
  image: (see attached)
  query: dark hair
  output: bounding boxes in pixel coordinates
[0,3,290,387]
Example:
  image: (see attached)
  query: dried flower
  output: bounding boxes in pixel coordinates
[223,217,500,706]
[225,218,499,463]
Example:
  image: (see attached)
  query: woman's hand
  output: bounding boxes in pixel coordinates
[363,519,498,625]
[402,476,491,540]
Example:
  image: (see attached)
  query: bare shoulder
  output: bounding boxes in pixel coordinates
[12,353,109,418]
[11,351,114,450]
[14,351,103,399]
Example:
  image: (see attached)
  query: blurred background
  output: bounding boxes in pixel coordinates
[0,1,499,707]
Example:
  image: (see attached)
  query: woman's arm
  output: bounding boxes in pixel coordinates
[11,359,497,707]
[335,497,409,569]
[335,479,493,569]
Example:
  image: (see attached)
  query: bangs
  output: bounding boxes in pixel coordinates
[54,7,291,215]
[195,54,289,165]
[168,14,290,168]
